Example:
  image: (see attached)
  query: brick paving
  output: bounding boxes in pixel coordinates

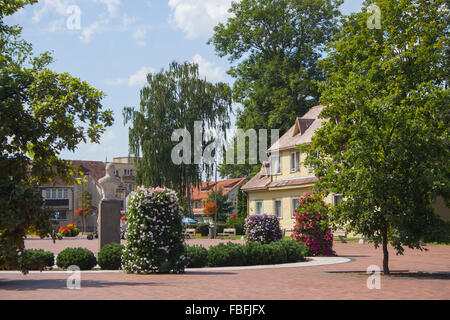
[0,238,449,300]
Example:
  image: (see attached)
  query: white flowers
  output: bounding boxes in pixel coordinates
[122,186,187,274]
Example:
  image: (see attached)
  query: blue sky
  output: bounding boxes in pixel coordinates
[6,0,364,162]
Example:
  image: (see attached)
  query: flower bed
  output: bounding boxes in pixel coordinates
[58,223,80,238]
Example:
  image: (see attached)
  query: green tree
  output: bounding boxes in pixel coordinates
[0,0,114,272]
[210,0,343,177]
[305,0,450,274]
[76,189,95,233]
[236,185,248,219]
[203,187,233,223]
[123,61,232,217]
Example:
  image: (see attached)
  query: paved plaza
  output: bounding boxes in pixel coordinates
[0,238,448,300]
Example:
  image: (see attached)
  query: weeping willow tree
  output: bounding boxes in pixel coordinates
[123,61,232,217]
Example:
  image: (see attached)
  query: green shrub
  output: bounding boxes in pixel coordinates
[185,245,208,268]
[243,241,269,265]
[264,242,288,264]
[195,223,210,237]
[18,249,54,271]
[277,239,307,263]
[226,216,245,235]
[56,247,97,270]
[207,242,246,267]
[98,243,124,270]
[216,222,227,234]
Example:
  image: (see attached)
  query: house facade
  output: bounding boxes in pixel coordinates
[241,105,450,236]
[191,177,247,222]
[40,157,136,231]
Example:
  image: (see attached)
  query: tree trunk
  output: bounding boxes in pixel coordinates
[382,225,390,275]
[186,164,193,219]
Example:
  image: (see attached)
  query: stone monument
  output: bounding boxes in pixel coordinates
[98,163,122,250]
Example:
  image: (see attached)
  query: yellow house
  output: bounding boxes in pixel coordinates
[241,105,340,235]
[241,105,450,236]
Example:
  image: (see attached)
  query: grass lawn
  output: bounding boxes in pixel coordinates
[193,235,243,240]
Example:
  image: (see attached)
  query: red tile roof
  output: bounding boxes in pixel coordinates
[190,177,247,201]
[71,160,106,182]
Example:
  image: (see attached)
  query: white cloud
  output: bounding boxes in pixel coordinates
[123,13,136,26]
[32,0,72,23]
[133,27,148,47]
[168,0,235,39]
[80,20,105,44]
[95,0,121,18]
[48,19,65,32]
[192,54,224,82]
[105,67,155,87]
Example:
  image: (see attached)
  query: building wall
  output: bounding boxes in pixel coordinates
[271,150,316,182]
[42,158,136,232]
[247,185,334,232]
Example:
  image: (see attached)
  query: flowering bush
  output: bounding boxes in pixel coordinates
[244,214,282,244]
[58,223,80,237]
[204,202,216,216]
[121,187,187,274]
[291,193,335,256]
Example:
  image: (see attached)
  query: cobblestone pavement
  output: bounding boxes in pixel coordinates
[0,238,448,300]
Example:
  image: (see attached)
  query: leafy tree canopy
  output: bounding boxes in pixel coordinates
[123,61,232,216]
[0,0,114,272]
[304,0,449,274]
[210,0,343,178]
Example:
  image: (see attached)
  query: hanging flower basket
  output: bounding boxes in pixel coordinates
[75,208,85,217]
[204,202,216,216]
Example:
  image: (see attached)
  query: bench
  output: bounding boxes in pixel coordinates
[333,230,347,243]
[217,228,236,239]
[184,228,196,239]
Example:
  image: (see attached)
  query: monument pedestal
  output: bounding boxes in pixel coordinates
[98,199,122,251]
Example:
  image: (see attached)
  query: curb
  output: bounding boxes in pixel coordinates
[0,257,351,274]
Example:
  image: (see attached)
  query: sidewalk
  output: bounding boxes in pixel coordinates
[0,241,448,300]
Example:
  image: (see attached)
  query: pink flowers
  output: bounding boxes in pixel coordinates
[291,193,335,257]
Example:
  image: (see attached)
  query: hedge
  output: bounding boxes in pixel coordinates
[184,239,307,268]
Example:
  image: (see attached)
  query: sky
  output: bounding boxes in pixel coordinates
[5,0,364,162]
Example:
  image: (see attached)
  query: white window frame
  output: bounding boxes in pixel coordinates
[274,200,282,218]
[45,188,69,200]
[308,151,319,170]
[255,201,263,214]
[290,151,299,172]
[292,198,298,218]
[271,154,281,174]
[333,194,344,206]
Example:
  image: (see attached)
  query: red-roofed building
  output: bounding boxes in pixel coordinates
[190,177,247,221]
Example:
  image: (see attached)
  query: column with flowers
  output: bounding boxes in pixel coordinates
[291,193,335,256]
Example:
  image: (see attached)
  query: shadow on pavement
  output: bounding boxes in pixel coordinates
[326,271,450,280]
[0,279,163,291]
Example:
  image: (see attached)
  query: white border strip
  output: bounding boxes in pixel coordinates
[0,257,351,274]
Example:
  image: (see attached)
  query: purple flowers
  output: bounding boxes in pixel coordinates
[291,193,335,257]
[244,214,282,244]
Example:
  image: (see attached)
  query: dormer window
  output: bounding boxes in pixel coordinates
[294,118,315,136]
